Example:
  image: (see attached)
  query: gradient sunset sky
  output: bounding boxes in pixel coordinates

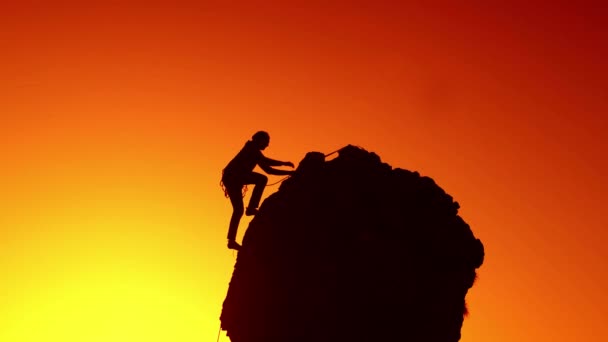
[1,2,607,342]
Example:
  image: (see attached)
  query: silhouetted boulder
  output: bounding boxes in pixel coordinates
[220,145,484,342]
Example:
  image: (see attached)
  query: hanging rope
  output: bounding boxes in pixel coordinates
[266,175,291,187]
[220,172,288,198]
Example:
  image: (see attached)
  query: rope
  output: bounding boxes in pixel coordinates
[325,148,341,157]
[266,175,290,186]
[216,324,222,342]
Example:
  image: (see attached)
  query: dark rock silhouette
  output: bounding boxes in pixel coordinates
[220,145,484,342]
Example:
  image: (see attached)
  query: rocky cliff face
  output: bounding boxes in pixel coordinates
[221,145,484,342]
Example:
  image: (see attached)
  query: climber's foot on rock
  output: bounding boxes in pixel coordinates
[245,208,258,216]
[227,240,241,251]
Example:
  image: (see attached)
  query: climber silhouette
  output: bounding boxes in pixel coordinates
[221,131,295,250]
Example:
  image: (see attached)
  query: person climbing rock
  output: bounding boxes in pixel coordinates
[221,131,295,250]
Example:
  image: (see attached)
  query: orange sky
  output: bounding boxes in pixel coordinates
[1,2,606,341]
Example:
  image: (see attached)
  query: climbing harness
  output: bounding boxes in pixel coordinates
[219,170,248,199]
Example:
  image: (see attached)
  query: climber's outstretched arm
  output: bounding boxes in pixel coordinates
[259,157,295,176]
[259,164,295,176]
[261,155,290,167]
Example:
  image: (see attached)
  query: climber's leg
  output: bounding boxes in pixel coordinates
[243,172,267,216]
[226,184,244,250]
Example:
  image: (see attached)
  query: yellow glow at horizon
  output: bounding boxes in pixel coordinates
[0,189,233,342]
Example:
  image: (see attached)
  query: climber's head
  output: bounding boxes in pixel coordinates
[252,131,270,150]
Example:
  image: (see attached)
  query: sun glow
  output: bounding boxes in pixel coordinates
[0,211,229,342]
